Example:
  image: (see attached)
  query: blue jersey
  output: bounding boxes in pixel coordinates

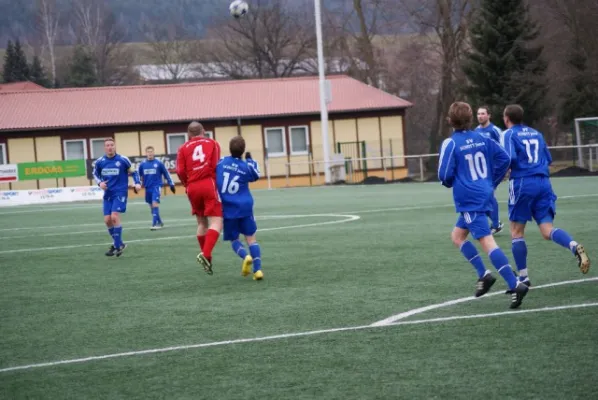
[216,156,260,219]
[138,158,174,189]
[93,153,140,197]
[475,123,502,144]
[502,124,552,179]
[438,130,510,212]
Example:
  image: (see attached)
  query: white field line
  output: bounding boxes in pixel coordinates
[1,297,596,374]
[0,214,361,255]
[0,215,340,239]
[2,192,596,233]
[370,276,598,326]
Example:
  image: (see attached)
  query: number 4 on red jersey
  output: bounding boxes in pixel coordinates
[176,137,221,186]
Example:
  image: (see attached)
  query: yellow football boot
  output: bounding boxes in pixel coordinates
[253,270,264,281]
[241,255,253,277]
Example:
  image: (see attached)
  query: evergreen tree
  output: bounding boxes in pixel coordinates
[462,0,548,127]
[65,46,98,87]
[29,55,50,87]
[2,40,16,83]
[11,39,30,82]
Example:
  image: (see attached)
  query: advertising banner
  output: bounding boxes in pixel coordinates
[18,160,87,180]
[0,186,104,207]
[0,164,18,182]
[86,154,177,180]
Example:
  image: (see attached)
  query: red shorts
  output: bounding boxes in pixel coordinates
[186,179,222,217]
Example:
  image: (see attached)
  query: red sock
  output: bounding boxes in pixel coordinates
[202,229,220,260]
[197,235,206,251]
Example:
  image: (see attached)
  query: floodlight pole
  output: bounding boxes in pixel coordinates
[314,0,331,184]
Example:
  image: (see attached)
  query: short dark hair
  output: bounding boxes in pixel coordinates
[229,135,246,158]
[447,102,473,130]
[188,121,204,137]
[145,145,154,152]
[478,105,491,115]
[504,104,524,124]
[104,138,115,143]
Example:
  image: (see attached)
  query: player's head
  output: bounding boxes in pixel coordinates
[503,104,524,128]
[188,121,205,137]
[104,138,116,157]
[447,102,473,131]
[477,106,491,126]
[145,146,155,160]
[229,135,246,158]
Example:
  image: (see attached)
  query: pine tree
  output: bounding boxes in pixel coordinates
[11,39,30,82]
[462,0,548,127]
[2,40,16,83]
[29,55,50,87]
[65,46,98,87]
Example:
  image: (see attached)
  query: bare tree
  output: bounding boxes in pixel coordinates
[198,0,316,79]
[36,0,61,86]
[69,0,137,85]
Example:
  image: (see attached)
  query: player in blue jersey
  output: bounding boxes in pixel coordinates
[502,104,590,286]
[438,102,528,308]
[138,146,176,230]
[93,138,141,257]
[475,106,504,235]
[216,136,263,281]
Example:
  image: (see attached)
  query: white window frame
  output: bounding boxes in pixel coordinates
[90,138,109,159]
[63,139,88,160]
[166,133,188,154]
[264,127,287,158]
[0,143,6,165]
[289,125,310,156]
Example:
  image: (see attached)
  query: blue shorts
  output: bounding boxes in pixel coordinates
[456,211,491,240]
[145,186,161,205]
[223,216,257,241]
[508,176,556,225]
[103,193,128,216]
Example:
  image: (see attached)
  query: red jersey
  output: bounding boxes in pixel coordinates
[176,136,221,186]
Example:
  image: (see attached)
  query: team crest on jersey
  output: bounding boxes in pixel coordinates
[115,161,121,167]
[154,163,158,168]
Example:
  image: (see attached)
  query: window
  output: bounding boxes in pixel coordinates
[204,131,213,139]
[289,126,309,155]
[63,139,87,160]
[90,138,108,159]
[264,127,286,157]
[0,143,6,165]
[167,133,188,154]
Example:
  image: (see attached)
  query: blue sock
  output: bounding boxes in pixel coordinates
[551,228,577,255]
[490,195,500,228]
[249,243,262,272]
[232,240,248,259]
[108,227,115,239]
[460,241,487,279]
[113,225,123,248]
[155,207,162,224]
[489,248,518,290]
[152,207,161,225]
[511,238,528,278]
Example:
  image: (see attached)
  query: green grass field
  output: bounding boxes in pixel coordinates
[1,178,597,399]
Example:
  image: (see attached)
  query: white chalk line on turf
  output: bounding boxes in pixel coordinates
[0,214,360,254]
[3,192,597,233]
[1,299,596,374]
[370,276,598,326]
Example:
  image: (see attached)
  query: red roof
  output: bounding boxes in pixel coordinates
[0,81,46,92]
[0,75,411,132]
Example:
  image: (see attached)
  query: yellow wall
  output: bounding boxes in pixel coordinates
[358,117,382,169]
[34,136,64,188]
[139,130,165,154]
[380,116,405,167]
[310,120,334,175]
[334,119,357,144]
[288,154,310,175]
[8,138,37,189]
[240,125,267,185]
[115,132,140,157]
[215,126,238,157]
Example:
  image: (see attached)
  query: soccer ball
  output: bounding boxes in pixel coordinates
[229,0,249,18]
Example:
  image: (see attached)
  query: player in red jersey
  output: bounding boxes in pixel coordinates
[176,121,222,275]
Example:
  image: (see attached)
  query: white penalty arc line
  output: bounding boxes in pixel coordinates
[1,299,596,374]
[0,214,360,255]
[370,276,598,326]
